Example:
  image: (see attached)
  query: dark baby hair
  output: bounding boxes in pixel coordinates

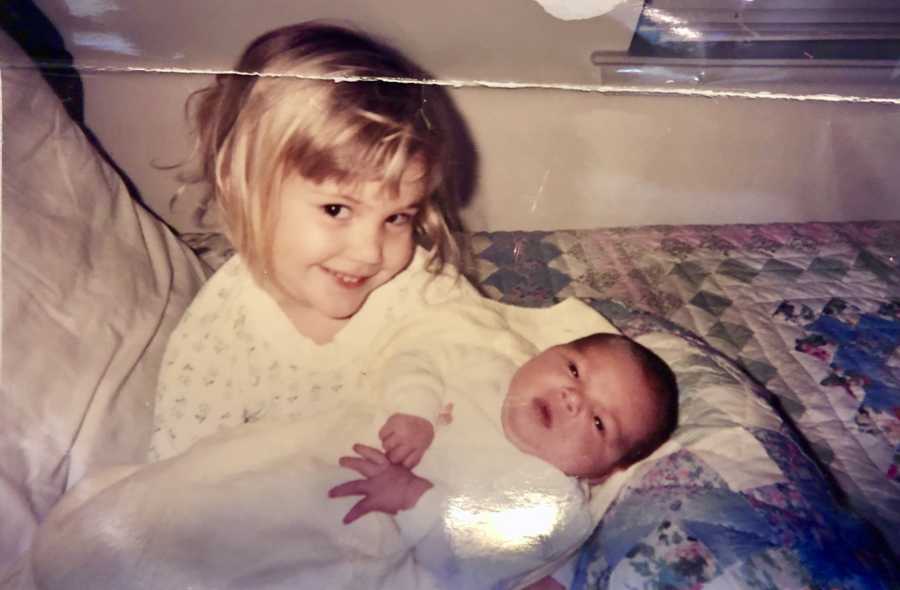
[573,332,679,469]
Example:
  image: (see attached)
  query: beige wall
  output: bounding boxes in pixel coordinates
[29,0,900,232]
[461,87,900,230]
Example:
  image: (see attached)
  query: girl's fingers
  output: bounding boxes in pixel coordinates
[353,444,388,464]
[328,479,365,499]
[386,446,402,463]
[402,449,421,469]
[388,445,411,465]
[343,497,372,524]
[381,434,399,452]
[338,456,382,478]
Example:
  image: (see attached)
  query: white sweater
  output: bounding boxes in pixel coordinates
[151,248,470,460]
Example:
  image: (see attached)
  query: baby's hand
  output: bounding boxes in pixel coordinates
[378,413,434,468]
[329,444,433,524]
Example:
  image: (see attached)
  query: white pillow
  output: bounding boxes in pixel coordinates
[1,31,206,570]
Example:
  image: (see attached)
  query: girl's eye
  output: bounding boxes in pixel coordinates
[386,212,413,226]
[567,362,579,378]
[593,416,604,432]
[322,204,349,219]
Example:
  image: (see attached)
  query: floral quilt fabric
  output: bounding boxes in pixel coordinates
[466,222,900,555]
[573,307,896,589]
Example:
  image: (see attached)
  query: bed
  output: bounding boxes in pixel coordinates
[3,27,898,589]
[466,224,900,586]
[466,223,900,544]
[185,222,900,588]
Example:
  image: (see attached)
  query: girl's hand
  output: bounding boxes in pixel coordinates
[378,413,435,468]
[329,444,433,524]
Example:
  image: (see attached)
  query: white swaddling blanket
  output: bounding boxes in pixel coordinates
[194,380,587,589]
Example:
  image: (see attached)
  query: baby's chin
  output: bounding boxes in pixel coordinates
[502,420,596,479]
[500,393,569,475]
[499,391,533,456]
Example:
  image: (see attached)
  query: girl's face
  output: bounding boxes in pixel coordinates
[263,165,424,336]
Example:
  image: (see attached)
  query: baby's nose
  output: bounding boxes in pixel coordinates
[560,387,583,414]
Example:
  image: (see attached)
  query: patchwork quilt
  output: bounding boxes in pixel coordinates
[466,222,900,557]
[572,307,895,589]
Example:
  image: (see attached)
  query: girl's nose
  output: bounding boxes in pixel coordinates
[560,387,583,415]
[349,225,383,266]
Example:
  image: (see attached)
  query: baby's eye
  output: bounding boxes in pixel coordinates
[322,204,350,219]
[567,361,579,378]
[593,416,604,432]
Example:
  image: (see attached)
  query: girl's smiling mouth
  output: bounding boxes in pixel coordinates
[322,267,370,288]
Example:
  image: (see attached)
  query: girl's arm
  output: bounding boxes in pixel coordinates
[370,345,450,468]
[375,348,446,422]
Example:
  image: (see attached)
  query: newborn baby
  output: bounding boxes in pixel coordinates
[330,330,679,590]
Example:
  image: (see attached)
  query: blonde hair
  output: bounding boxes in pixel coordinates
[184,22,461,278]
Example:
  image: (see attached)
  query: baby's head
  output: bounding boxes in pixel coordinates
[188,22,460,278]
[501,333,678,483]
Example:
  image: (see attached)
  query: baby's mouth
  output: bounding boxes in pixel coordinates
[533,398,552,428]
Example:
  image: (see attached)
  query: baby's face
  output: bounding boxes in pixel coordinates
[501,338,659,481]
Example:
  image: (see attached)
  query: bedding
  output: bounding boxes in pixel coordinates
[575,310,896,589]
[1,31,206,577]
[184,222,900,558]
[184,227,899,589]
[465,224,900,556]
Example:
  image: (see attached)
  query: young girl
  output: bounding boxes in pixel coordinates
[31,22,602,590]
[148,21,470,461]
